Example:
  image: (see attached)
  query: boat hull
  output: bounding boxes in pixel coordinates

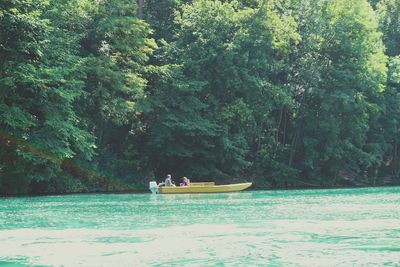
[158,182,252,194]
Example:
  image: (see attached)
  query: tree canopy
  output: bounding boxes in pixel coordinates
[1,0,400,195]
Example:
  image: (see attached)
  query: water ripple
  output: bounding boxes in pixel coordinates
[0,187,399,266]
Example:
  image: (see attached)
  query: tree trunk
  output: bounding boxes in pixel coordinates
[137,0,144,19]
[289,130,299,167]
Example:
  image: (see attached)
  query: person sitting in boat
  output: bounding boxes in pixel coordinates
[164,174,175,187]
[180,177,190,186]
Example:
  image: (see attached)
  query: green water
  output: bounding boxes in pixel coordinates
[0,187,399,266]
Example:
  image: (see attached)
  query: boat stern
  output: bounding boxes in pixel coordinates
[149,181,159,194]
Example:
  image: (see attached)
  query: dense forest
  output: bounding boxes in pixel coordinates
[1,0,400,195]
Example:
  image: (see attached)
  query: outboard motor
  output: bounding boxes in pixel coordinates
[149,181,159,194]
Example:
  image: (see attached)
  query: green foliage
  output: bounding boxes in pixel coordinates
[146,0,299,180]
[143,0,181,41]
[1,0,400,195]
[77,0,156,183]
[0,0,95,194]
[285,0,388,185]
[377,0,400,56]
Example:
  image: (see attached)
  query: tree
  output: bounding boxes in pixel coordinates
[146,0,299,181]
[377,0,400,56]
[288,0,387,185]
[0,0,95,194]
[78,0,156,182]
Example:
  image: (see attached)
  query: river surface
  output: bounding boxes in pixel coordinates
[0,187,399,266]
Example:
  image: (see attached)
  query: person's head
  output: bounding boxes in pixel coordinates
[182,177,188,182]
[167,174,171,179]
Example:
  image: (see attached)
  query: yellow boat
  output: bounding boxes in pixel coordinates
[149,181,252,194]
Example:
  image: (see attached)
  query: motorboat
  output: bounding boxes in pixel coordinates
[149,181,252,194]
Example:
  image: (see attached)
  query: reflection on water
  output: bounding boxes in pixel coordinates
[1,187,400,266]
